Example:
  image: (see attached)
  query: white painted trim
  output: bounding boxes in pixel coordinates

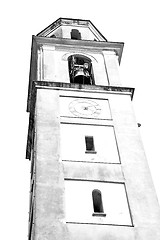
[62,52,98,62]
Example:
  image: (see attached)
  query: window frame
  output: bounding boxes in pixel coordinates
[92,189,106,217]
[85,136,97,154]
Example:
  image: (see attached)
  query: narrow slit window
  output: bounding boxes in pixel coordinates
[85,136,96,153]
[92,189,106,217]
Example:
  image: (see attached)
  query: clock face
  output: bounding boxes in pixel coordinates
[69,99,101,117]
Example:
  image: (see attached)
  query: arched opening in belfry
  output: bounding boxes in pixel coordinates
[68,54,95,85]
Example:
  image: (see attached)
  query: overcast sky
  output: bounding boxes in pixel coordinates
[1,0,160,239]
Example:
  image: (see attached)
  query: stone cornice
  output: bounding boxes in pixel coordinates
[35,80,133,93]
[27,81,134,114]
[33,36,124,64]
[32,81,134,107]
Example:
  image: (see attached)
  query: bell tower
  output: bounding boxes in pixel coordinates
[26,18,160,240]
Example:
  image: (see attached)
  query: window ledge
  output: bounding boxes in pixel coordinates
[85,151,97,154]
[92,212,106,217]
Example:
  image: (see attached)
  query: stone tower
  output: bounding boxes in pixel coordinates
[26,18,160,240]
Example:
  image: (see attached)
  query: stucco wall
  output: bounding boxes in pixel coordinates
[65,180,132,225]
[34,89,69,240]
[60,123,120,163]
[33,87,160,240]
[37,44,120,86]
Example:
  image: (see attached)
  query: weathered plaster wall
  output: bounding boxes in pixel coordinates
[103,50,121,86]
[67,224,136,240]
[65,180,131,225]
[33,87,160,240]
[60,124,120,163]
[109,94,160,239]
[37,44,121,86]
[34,89,69,240]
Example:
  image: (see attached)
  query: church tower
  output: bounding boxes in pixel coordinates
[26,18,160,240]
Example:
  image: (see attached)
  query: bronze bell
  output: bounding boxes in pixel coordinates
[74,67,90,84]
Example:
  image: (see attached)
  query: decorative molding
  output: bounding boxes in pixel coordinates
[34,36,124,64]
[33,81,134,99]
[42,45,56,51]
[102,50,117,56]
[62,52,98,62]
[37,17,107,41]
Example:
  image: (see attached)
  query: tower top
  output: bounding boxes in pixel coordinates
[37,17,107,42]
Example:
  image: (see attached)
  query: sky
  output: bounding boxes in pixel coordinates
[1,0,160,239]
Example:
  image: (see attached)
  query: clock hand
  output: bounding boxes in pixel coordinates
[83,105,94,110]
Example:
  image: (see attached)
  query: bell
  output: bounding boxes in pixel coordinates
[74,68,90,84]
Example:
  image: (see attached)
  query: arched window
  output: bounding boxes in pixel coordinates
[92,189,106,217]
[71,29,81,40]
[68,54,95,85]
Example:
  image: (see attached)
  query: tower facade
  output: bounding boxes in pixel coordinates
[26,18,160,240]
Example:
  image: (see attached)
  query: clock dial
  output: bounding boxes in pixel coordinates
[69,99,101,117]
